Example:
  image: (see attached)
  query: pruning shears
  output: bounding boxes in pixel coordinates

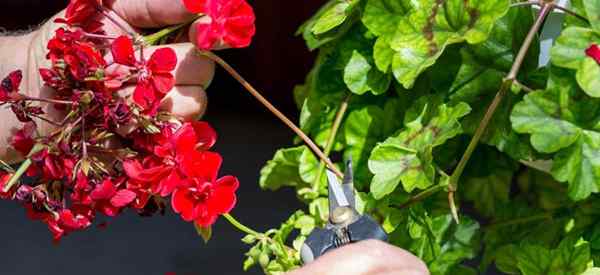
[300,160,388,264]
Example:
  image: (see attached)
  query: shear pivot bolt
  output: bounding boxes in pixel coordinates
[331,206,354,225]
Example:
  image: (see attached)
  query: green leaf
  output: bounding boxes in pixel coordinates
[368,102,471,198]
[388,0,509,88]
[584,0,600,33]
[344,102,405,187]
[260,147,308,191]
[551,27,600,97]
[516,236,591,275]
[362,0,411,37]
[495,245,520,274]
[194,223,212,243]
[343,50,392,95]
[511,70,600,200]
[344,51,372,95]
[463,148,515,217]
[311,0,359,35]
[577,57,600,97]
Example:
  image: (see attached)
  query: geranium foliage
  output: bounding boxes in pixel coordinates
[252,0,600,274]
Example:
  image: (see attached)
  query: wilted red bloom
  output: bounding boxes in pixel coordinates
[587,44,600,64]
[111,36,177,112]
[90,178,137,216]
[186,0,256,50]
[0,70,22,102]
[56,0,100,26]
[11,122,35,156]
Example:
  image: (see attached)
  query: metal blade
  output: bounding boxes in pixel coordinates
[327,169,350,216]
[342,160,355,209]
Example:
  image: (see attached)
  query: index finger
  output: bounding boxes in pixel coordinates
[105,0,196,28]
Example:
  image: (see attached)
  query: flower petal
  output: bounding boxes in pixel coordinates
[91,179,117,200]
[111,36,136,66]
[207,175,239,214]
[110,189,137,208]
[148,48,177,72]
[171,188,197,222]
[151,73,175,95]
[192,121,217,150]
[183,0,208,13]
[181,151,222,181]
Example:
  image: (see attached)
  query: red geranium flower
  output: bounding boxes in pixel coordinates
[90,178,137,216]
[185,0,256,50]
[171,161,239,227]
[587,44,600,64]
[123,122,218,196]
[111,36,177,112]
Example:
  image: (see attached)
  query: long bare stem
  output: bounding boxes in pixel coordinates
[199,51,344,179]
[447,3,554,214]
[23,96,74,105]
[311,95,351,193]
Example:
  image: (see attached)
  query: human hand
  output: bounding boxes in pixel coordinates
[288,240,429,275]
[0,0,215,161]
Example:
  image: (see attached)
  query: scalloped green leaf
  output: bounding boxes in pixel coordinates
[368,102,471,198]
[388,0,509,88]
[511,70,600,200]
[311,0,360,35]
[259,147,306,191]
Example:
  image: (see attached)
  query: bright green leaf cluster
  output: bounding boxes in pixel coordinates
[253,1,600,274]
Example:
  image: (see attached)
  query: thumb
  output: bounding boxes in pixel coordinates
[105,0,195,28]
[288,240,429,275]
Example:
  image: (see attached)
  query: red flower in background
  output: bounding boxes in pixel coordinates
[587,44,600,64]
[111,36,177,112]
[184,0,256,50]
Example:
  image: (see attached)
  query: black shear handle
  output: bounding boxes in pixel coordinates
[300,216,388,264]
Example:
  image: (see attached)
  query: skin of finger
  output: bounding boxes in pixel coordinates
[106,43,216,87]
[287,240,429,275]
[105,0,196,28]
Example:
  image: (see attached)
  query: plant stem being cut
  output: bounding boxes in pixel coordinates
[199,50,344,179]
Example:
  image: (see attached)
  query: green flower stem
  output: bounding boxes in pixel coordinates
[143,15,203,46]
[223,213,261,236]
[312,95,351,193]
[198,50,345,179]
[448,3,554,204]
[2,159,32,192]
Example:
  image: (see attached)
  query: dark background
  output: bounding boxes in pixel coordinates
[0,1,322,274]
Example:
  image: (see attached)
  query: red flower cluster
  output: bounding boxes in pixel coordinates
[587,44,600,64]
[0,0,247,241]
[183,0,256,50]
